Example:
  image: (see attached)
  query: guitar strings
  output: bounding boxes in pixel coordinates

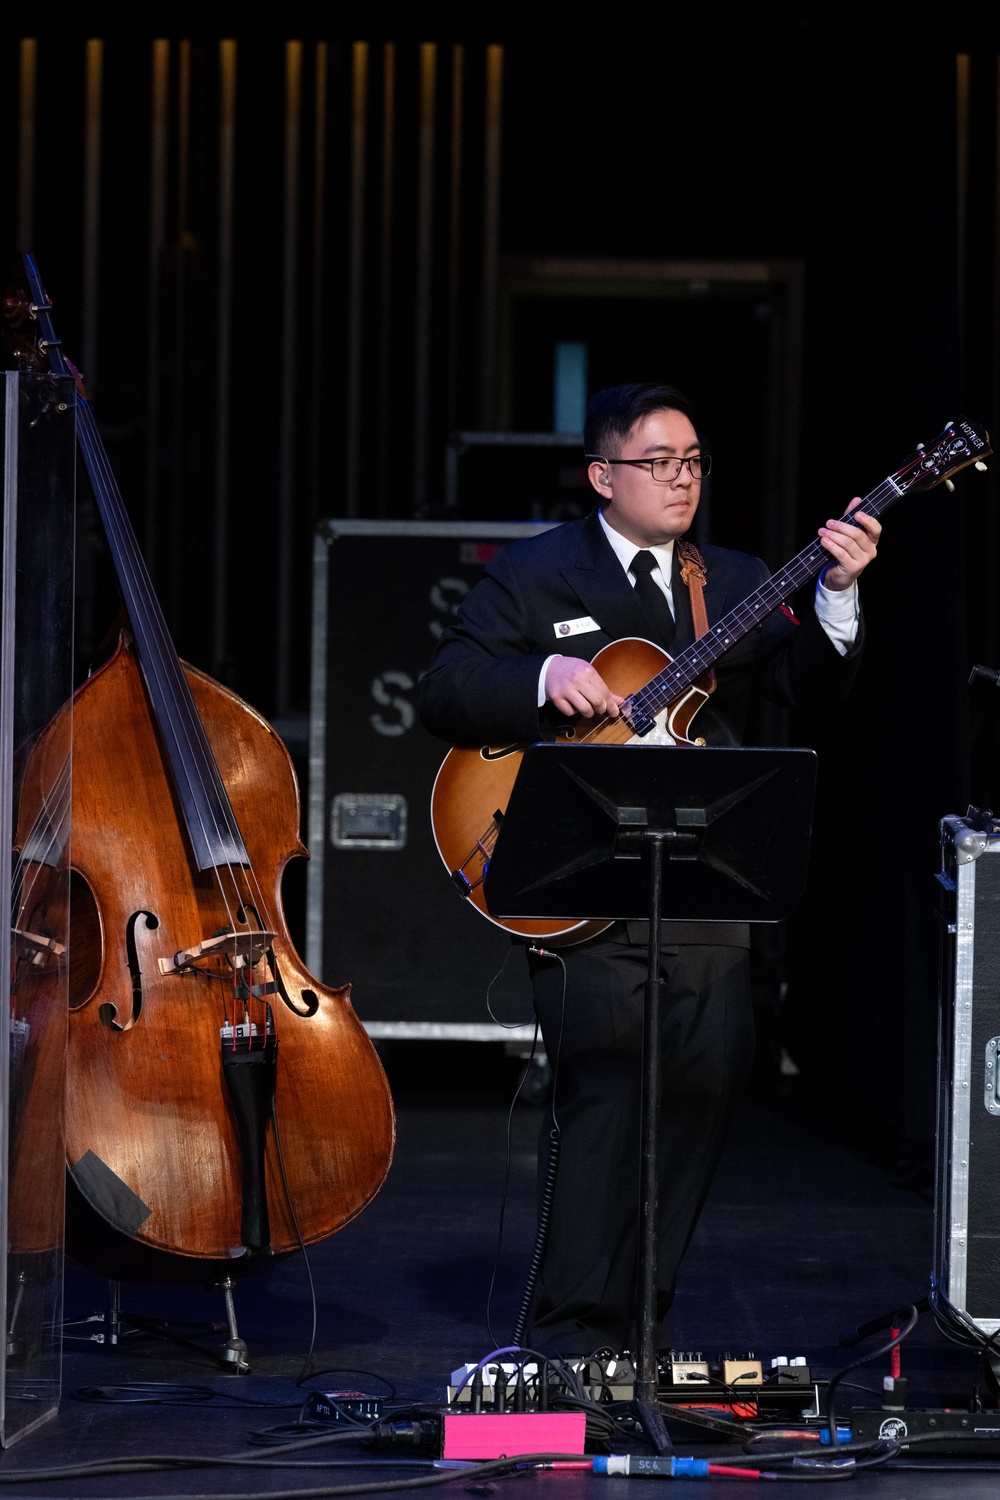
[628,480,906,724]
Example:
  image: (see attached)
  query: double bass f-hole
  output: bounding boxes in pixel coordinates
[229,902,318,1018]
[99,908,159,1032]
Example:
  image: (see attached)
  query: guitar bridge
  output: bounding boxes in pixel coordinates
[450,810,504,898]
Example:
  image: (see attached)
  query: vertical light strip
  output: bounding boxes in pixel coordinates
[376,41,396,517]
[956,53,970,339]
[145,38,169,575]
[82,38,104,396]
[445,44,464,436]
[213,39,238,677]
[345,41,369,519]
[276,39,302,714]
[17,39,37,250]
[169,40,192,622]
[989,54,1000,665]
[308,42,329,521]
[480,43,503,428]
[412,42,436,514]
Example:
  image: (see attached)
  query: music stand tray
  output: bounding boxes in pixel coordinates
[484,743,816,923]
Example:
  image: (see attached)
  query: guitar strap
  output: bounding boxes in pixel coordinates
[677,539,716,694]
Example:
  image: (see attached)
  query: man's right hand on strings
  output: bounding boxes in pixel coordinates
[544,655,624,719]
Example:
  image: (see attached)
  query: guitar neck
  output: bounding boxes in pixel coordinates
[631,474,903,723]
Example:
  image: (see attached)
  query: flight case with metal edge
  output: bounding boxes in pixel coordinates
[307,519,552,1043]
[934,813,1000,1333]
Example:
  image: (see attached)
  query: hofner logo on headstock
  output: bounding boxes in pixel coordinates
[958,417,989,450]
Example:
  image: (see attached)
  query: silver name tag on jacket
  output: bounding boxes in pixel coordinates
[553,615,600,639]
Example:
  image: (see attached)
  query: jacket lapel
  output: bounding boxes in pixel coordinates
[559,510,654,644]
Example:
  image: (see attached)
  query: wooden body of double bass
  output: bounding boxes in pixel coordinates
[45,635,394,1281]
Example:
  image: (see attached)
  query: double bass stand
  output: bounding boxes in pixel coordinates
[484,743,816,1452]
[66,1277,250,1372]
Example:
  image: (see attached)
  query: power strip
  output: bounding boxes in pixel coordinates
[305,1391,384,1424]
[851,1406,1000,1455]
[448,1354,636,1405]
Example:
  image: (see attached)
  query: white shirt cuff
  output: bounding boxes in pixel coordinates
[538,655,559,707]
[814,577,859,657]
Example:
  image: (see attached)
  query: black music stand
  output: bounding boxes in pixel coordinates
[484,744,816,1452]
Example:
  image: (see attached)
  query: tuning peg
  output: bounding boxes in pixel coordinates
[976,461,988,471]
[945,479,956,492]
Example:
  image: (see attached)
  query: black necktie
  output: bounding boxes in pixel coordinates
[630,549,675,647]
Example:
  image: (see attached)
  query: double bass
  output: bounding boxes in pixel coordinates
[4,256,394,1283]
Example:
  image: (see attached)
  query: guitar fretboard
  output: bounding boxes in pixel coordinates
[629,475,904,724]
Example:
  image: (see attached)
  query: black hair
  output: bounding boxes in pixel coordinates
[584,383,696,458]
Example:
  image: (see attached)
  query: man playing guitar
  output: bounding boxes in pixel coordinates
[418,382,879,1356]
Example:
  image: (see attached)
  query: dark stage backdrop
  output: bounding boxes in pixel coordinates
[0,18,997,1160]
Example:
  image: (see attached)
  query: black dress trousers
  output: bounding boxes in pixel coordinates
[527,927,755,1355]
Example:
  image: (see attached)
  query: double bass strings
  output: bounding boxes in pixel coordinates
[74,400,279,999]
[22,252,277,995]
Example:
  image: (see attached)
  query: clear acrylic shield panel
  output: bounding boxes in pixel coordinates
[0,371,76,1444]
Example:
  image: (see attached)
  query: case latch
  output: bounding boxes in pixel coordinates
[985,1037,1000,1114]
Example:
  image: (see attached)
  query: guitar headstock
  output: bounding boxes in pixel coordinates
[896,417,991,495]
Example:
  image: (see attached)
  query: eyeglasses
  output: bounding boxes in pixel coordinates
[587,453,712,482]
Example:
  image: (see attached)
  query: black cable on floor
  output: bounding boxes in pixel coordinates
[71,1382,301,1408]
[0,1451,591,1500]
[511,944,567,1345]
[485,1019,541,1348]
[825,1304,919,1447]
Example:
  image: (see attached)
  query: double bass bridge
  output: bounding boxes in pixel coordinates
[157,928,276,977]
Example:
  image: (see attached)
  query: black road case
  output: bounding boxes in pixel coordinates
[307,520,551,1042]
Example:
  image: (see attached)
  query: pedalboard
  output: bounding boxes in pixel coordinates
[448,1350,816,1418]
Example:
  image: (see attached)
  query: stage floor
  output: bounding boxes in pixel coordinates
[0,1043,995,1498]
